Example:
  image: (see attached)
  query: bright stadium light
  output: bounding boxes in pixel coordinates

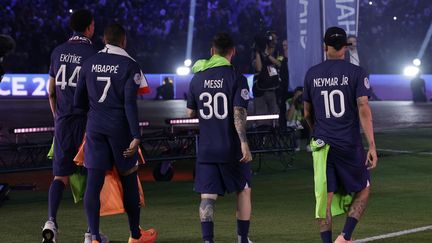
[413,58,421,66]
[403,66,420,77]
[184,59,192,67]
[69,9,73,13]
[368,1,373,5]
[176,66,190,76]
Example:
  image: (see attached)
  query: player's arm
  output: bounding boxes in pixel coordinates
[74,67,89,110]
[234,106,252,163]
[303,101,314,131]
[48,76,56,119]
[357,96,377,170]
[123,68,141,158]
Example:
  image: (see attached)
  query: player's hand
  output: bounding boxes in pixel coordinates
[240,142,252,163]
[365,147,377,170]
[123,138,140,158]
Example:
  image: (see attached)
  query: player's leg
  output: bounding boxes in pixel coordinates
[200,193,218,243]
[319,149,338,243]
[43,117,84,242]
[84,131,112,243]
[236,187,251,243]
[194,163,225,243]
[334,146,371,243]
[318,192,333,243]
[119,168,141,240]
[84,168,105,243]
[337,186,369,243]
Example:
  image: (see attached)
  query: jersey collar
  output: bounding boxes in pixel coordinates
[99,44,135,61]
[68,33,92,45]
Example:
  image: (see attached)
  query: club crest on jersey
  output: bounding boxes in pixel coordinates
[134,73,141,85]
[364,77,370,89]
[241,89,249,100]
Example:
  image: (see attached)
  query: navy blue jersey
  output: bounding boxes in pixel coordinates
[187,64,249,163]
[74,44,150,139]
[303,59,371,149]
[49,34,97,119]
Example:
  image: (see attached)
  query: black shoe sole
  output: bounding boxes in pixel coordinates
[42,228,55,243]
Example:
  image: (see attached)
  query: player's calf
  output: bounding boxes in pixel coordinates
[199,195,217,243]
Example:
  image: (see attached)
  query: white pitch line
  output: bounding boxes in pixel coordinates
[377,148,432,155]
[354,225,432,242]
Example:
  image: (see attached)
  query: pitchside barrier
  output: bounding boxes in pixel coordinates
[0,115,296,181]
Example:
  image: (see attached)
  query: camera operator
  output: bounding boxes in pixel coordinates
[252,31,281,126]
[286,86,311,151]
[0,34,16,81]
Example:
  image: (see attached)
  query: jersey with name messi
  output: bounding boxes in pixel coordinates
[187,55,249,163]
[303,59,371,149]
[49,34,97,120]
[74,44,150,139]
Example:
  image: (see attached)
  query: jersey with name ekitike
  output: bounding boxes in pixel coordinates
[49,34,97,119]
[303,59,371,149]
[74,44,150,139]
[187,62,249,163]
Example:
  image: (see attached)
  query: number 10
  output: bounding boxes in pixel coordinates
[321,90,345,118]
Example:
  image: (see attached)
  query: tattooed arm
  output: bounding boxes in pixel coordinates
[234,106,252,163]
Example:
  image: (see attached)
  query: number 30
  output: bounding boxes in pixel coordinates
[199,92,228,119]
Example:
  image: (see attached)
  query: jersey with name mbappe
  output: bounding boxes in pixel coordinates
[49,35,97,120]
[187,65,249,163]
[74,44,150,139]
[303,59,371,149]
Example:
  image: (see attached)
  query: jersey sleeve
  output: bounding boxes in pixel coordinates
[233,74,249,109]
[186,76,197,110]
[124,62,141,139]
[74,64,88,110]
[49,51,56,78]
[137,70,151,95]
[302,70,311,102]
[355,68,371,98]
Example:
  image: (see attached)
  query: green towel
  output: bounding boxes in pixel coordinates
[47,138,54,159]
[311,139,353,219]
[47,137,87,204]
[70,167,87,203]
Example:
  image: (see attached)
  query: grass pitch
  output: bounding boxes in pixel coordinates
[0,128,431,242]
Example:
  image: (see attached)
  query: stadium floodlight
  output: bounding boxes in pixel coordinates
[69,9,73,13]
[368,1,373,5]
[184,59,192,67]
[176,66,190,76]
[403,66,420,77]
[413,58,421,67]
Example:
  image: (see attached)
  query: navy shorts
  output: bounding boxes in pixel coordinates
[84,131,138,173]
[53,116,86,176]
[194,162,252,196]
[327,145,370,193]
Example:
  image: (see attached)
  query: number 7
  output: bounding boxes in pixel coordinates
[97,77,111,103]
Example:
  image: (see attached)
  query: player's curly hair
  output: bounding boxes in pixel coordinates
[69,9,93,33]
[212,32,234,56]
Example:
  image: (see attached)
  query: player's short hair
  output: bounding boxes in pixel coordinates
[212,33,234,56]
[104,23,126,46]
[69,9,93,33]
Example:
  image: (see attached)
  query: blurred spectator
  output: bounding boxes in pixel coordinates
[277,39,289,127]
[286,86,310,152]
[347,35,360,66]
[410,73,427,102]
[252,31,281,126]
[154,77,174,100]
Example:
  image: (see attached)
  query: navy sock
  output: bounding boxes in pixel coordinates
[237,219,250,243]
[342,217,358,240]
[84,168,105,242]
[201,221,214,243]
[120,171,141,239]
[48,179,65,226]
[320,231,332,243]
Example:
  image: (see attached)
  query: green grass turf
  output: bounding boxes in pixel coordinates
[0,128,431,242]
